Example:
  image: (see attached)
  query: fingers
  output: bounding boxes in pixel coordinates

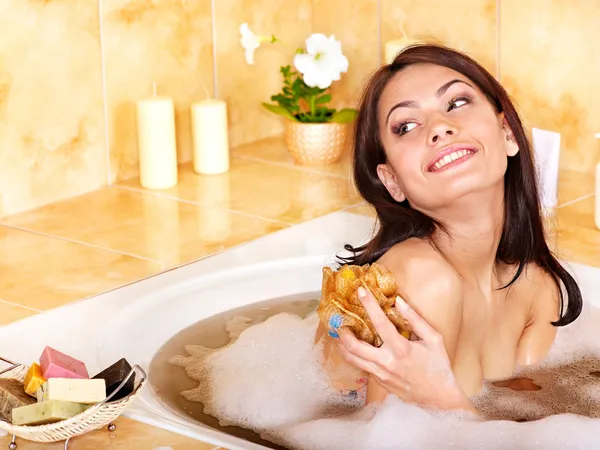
[337,330,384,378]
[338,327,381,362]
[395,295,444,346]
[357,285,404,347]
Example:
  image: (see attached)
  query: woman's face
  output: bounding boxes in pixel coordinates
[376,63,518,212]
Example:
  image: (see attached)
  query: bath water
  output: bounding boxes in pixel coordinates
[151,295,600,450]
[149,292,321,449]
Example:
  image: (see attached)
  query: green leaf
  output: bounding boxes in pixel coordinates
[328,108,358,123]
[262,103,298,121]
[315,94,332,105]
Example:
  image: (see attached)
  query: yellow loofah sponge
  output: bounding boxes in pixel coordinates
[317,263,412,347]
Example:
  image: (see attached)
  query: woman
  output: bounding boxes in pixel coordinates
[317,44,582,414]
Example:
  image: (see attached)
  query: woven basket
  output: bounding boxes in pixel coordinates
[0,360,146,445]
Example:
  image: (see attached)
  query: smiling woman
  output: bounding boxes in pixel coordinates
[319,44,584,411]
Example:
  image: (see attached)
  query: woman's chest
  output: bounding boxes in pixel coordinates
[452,288,531,395]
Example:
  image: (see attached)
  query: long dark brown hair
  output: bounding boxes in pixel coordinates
[340,44,582,327]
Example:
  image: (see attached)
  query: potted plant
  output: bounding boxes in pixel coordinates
[239,23,357,165]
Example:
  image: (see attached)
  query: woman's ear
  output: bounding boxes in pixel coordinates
[500,113,519,157]
[377,164,406,202]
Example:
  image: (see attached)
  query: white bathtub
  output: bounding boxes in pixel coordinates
[0,211,598,450]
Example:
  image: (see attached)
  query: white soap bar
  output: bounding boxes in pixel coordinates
[12,400,90,426]
[36,378,106,404]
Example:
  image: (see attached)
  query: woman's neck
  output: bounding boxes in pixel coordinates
[429,185,506,292]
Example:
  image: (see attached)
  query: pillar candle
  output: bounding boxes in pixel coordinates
[136,88,178,189]
[191,99,230,175]
[384,38,423,64]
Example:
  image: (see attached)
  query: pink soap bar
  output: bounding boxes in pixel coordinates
[40,346,89,379]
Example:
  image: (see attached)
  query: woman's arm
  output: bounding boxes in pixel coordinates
[337,244,477,412]
[337,288,478,412]
[315,322,367,392]
[366,376,477,413]
[377,245,464,367]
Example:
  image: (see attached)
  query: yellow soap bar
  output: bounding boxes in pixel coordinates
[23,363,47,397]
[12,400,90,426]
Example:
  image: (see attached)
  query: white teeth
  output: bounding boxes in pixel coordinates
[431,149,473,171]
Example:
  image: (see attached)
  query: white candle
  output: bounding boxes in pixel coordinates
[191,99,230,175]
[136,84,178,189]
[384,38,422,64]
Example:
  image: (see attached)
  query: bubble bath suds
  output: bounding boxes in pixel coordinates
[169,303,600,450]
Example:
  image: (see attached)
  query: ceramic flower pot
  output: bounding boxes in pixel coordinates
[284,120,352,165]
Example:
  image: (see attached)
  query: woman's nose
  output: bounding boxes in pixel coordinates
[429,120,457,145]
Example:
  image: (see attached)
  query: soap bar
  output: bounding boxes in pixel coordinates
[12,400,90,426]
[0,379,36,423]
[40,346,89,379]
[37,378,106,404]
[92,358,134,401]
[24,363,47,397]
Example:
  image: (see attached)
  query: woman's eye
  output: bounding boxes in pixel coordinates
[448,96,470,111]
[393,121,418,136]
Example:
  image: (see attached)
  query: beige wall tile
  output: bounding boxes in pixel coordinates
[380,0,497,75]
[0,225,161,310]
[0,301,38,326]
[554,196,600,267]
[214,0,313,147]
[102,0,214,181]
[346,203,376,219]
[119,160,361,224]
[557,170,595,205]
[312,0,380,109]
[500,1,600,174]
[2,186,287,267]
[0,1,107,217]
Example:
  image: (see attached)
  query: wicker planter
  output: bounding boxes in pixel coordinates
[284,120,352,165]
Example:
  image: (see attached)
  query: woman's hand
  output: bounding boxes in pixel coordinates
[336,286,476,413]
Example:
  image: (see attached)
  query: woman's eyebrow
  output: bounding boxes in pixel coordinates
[385,79,474,124]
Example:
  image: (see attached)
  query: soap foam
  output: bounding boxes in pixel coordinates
[170,304,600,450]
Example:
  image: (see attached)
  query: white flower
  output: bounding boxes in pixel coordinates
[239,23,261,64]
[293,34,349,89]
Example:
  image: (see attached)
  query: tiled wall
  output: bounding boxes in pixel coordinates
[0,2,107,217]
[499,0,600,173]
[1,0,598,217]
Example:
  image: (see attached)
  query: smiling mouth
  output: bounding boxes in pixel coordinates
[428,148,477,172]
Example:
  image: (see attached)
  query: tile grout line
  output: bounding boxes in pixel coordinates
[97,0,112,186]
[225,209,296,227]
[496,0,501,80]
[231,154,350,179]
[0,223,163,265]
[113,185,295,226]
[377,0,382,66]
[341,201,367,212]
[0,299,43,313]
[210,0,218,98]
[556,192,594,209]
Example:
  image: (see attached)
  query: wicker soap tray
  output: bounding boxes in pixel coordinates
[0,356,147,449]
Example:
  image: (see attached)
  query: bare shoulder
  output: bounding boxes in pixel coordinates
[517,263,561,322]
[377,238,463,301]
[376,238,464,358]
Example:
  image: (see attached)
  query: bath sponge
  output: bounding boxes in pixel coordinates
[317,263,412,347]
